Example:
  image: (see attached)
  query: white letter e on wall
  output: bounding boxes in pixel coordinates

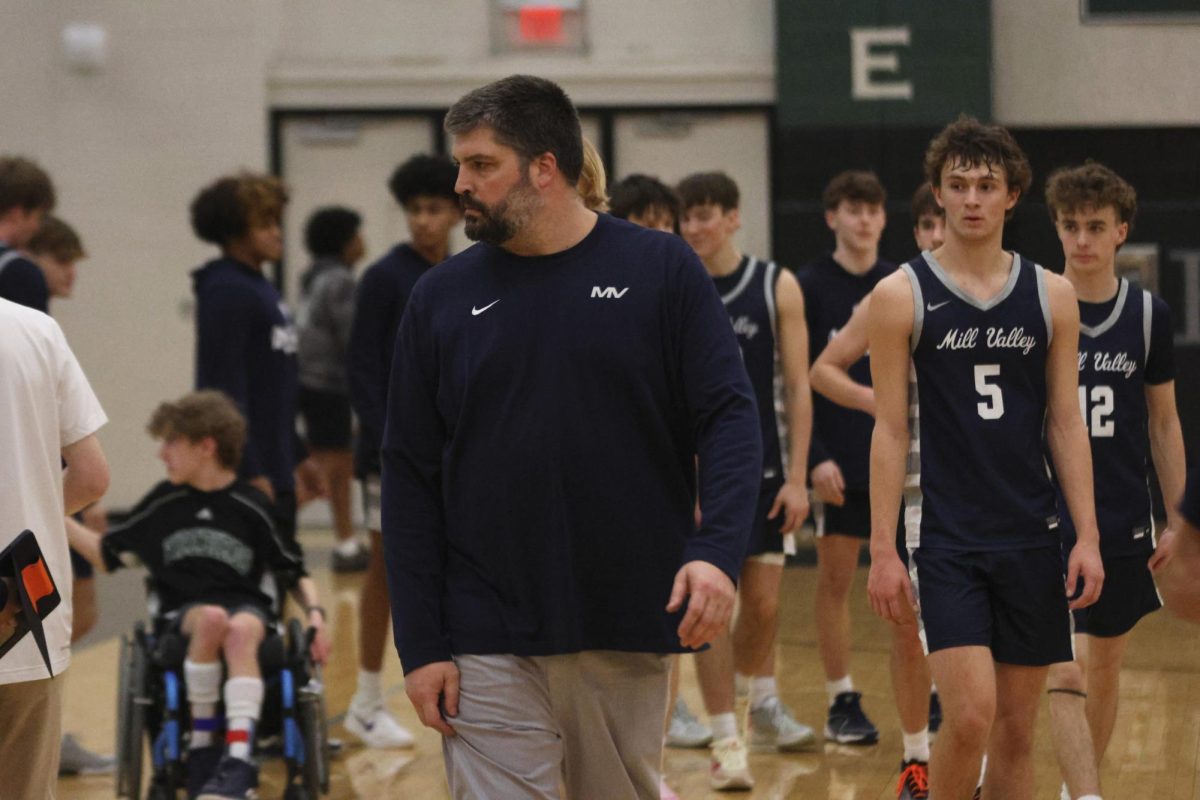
[850,26,913,101]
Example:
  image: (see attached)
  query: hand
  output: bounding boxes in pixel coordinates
[768,481,809,535]
[867,551,916,624]
[404,660,460,736]
[1066,539,1104,610]
[308,612,332,665]
[666,560,736,650]
[249,476,275,503]
[0,577,21,644]
[1149,527,1178,574]
[294,458,327,506]
[810,460,846,506]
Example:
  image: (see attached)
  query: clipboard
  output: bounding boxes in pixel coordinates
[0,529,61,677]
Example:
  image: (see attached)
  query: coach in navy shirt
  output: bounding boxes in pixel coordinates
[382,75,761,799]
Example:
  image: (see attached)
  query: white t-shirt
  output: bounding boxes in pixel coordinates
[0,299,107,684]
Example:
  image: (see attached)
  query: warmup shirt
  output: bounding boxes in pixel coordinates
[193,257,300,493]
[382,214,762,674]
[101,480,304,614]
[297,257,356,395]
[1057,279,1175,556]
[347,243,435,478]
[902,251,1058,551]
[798,253,895,489]
[713,255,785,482]
[0,245,49,313]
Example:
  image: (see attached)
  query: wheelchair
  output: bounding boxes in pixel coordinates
[114,607,331,800]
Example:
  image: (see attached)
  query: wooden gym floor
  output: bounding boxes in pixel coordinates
[59,529,1200,799]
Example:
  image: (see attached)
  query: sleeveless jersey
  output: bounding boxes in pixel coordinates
[714,256,785,482]
[1058,279,1158,556]
[902,251,1058,551]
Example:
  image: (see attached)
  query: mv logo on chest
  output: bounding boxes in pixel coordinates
[591,286,629,299]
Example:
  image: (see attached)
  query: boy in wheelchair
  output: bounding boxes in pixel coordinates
[69,390,332,800]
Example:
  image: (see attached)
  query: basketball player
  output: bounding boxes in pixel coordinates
[678,171,814,790]
[798,170,894,745]
[0,155,54,311]
[345,154,461,748]
[867,116,1104,800]
[809,184,944,799]
[1042,162,1185,800]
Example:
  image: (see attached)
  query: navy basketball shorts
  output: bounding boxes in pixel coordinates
[814,488,871,540]
[745,476,786,561]
[909,545,1074,666]
[1072,552,1161,638]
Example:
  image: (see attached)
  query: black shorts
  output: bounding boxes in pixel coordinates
[815,489,871,540]
[910,545,1073,666]
[69,546,94,579]
[745,477,786,558]
[299,386,352,450]
[1072,552,1161,638]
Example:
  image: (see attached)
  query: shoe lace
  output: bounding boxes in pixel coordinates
[897,762,929,796]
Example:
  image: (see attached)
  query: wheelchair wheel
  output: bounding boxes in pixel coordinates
[115,630,148,799]
[299,678,330,795]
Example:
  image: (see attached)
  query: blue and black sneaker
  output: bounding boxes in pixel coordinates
[824,691,879,745]
[928,690,942,734]
[196,755,259,800]
[185,745,223,799]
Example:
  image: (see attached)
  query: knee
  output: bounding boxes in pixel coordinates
[741,592,779,628]
[1047,661,1086,694]
[223,615,265,657]
[193,605,231,638]
[943,701,994,748]
[891,624,926,664]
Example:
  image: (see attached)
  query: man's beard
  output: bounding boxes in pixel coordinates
[461,177,539,245]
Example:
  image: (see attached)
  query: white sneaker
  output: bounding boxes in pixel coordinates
[666,697,713,748]
[709,736,754,791]
[344,705,415,749]
[747,696,816,752]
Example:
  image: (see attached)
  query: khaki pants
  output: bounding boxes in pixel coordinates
[444,651,670,799]
[0,674,64,800]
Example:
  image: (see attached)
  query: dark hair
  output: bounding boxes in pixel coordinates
[924,115,1032,203]
[676,171,739,211]
[190,172,288,247]
[610,174,682,226]
[910,183,942,224]
[822,170,886,210]
[444,75,584,183]
[147,390,247,470]
[304,206,361,259]
[1044,161,1137,228]
[27,215,85,262]
[388,154,458,207]
[0,156,55,214]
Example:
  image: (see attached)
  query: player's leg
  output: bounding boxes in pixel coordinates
[984,662,1050,800]
[319,447,364,570]
[815,529,877,743]
[197,610,268,800]
[347,479,414,748]
[1085,632,1130,765]
[1048,635,1100,799]
[694,627,753,789]
[181,605,231,793]
[927,646,995,799]
[892,619,932,798]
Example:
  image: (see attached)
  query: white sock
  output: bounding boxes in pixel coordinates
[709,712,738,742]
[749,676,778,709]
[184,659,223,750]
[902,728,930,762]
[1075,794,1102,800]
[825,675,854,706]
[335,537,362,557]
[353,669,384,712]
[223,677,264,763]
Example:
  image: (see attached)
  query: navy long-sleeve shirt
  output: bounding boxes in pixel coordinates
[193,257,300,493]
[347,244,435,478]
[0,246,49,313]
[381,214,762,674]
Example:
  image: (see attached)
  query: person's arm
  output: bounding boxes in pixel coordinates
[1146,382,1186,572]
[666,249,763,650]
[196,287,267,484]
[347,268,395,444]
[810,298,875,416]
[1161,469,1200,622]
[62,434,109,515]
[64,515,110,573]
[768,269,811,534]
[1043,273,1104,609]
[865,274,917,624]
[288,576,331,664]
[329,271,357,358]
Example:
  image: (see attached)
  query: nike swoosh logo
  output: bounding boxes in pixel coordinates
[926,300,951,311]
[472,299,500,316]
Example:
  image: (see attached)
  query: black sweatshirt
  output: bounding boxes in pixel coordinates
[381,214,762,674]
